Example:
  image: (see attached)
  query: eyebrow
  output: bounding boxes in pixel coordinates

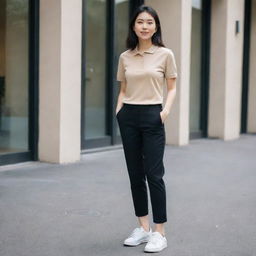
[136,18,154,21]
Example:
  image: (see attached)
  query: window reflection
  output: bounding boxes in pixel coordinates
[84,0,107,139]
[190,0,202,134]
[0,0,29,153]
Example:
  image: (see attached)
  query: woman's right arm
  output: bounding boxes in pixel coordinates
[115,81,126,115]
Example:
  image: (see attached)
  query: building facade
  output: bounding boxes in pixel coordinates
[0,0,255,166]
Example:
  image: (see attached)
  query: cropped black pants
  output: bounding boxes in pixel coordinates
[116,103,167,223]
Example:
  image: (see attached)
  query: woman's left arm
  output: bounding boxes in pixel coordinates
[160,78,177,122]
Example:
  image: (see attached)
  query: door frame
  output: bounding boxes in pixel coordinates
[241,0,252,133]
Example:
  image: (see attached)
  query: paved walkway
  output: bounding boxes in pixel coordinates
[0,135,256,256]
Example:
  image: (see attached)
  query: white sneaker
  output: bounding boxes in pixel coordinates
[123,226,152,246]
[144,231,167,253]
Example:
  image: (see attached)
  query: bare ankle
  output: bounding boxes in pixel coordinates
[142,225,150,232]
[138,215,150,232]
[155,224,165,236]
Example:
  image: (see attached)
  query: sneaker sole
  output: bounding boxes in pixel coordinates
[124,238,149,247]
[144,243,167,253]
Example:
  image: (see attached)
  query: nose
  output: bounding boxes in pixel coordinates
[142,23,147,29]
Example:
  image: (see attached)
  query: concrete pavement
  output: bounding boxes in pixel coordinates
[0,134,256,256]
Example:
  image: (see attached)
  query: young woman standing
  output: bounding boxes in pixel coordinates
[116,5,177,253]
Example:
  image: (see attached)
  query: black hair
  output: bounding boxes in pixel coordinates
[126,5,165,50]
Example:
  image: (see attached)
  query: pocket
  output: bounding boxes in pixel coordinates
[116,106,124,117]
[159,111,164,124]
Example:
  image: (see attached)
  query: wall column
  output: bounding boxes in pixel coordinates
[39,0,82,163]
[208,0,245,140]
[146,0,191,145]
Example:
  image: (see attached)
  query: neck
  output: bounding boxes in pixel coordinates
[137,39,153,51]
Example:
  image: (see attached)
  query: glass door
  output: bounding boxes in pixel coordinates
[190,0,203,138]
[189,0,211,139]
[81,0,130,149]
[0,0,38,165]
[82,0,109,148]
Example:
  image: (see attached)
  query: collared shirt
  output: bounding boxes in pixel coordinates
[116,44,177,104]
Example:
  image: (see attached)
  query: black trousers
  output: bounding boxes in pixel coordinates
[116,103,167,223]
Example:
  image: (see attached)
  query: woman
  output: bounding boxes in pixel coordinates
[116,4,177,253]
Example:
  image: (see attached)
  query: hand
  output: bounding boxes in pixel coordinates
[160,109,169,123]
[116,106,122,115]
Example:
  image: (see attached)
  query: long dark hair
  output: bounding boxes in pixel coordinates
[126,5,165,50]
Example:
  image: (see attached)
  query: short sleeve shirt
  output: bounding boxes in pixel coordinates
[116,44,177,104]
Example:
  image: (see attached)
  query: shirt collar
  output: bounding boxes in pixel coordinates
[131,44,158,56]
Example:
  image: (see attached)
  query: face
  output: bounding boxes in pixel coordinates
[133,11,157,41]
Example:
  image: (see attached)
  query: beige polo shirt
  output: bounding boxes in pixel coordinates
[116,44,177,104]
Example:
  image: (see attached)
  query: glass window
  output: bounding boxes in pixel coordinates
[0,0,29,153]
[190,0,202,135]
[82,0,130,145]
[83,0,107,140]
[192,0,202,9]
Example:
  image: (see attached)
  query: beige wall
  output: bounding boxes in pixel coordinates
[39,0,82,163]
[208,0,245,140]
[247,0,256,132]
[146,0,191,145]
